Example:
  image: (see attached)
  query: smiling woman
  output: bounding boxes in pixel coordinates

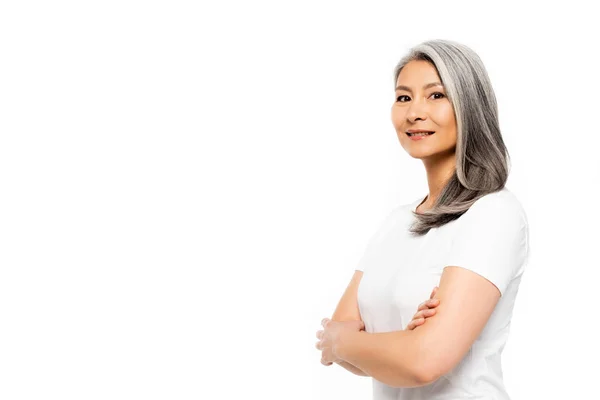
[393,70,454,151]
[389,40,510,235]
[320,39,530,400]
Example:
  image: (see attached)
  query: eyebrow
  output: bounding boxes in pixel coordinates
[395,82,444,92]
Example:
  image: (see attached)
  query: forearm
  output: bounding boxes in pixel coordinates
[334,329,429,388]
[335,360,369,376]
[329,314,369,376]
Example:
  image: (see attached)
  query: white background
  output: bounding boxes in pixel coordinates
[1,1,598,399]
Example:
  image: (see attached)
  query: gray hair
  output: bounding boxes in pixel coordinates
[393,39,511,237]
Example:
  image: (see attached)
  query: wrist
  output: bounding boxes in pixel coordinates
[334,329,360,363]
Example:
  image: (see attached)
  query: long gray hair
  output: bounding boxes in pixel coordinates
[393,39,511,237]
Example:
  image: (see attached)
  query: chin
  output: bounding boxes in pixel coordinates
[402,146,433,157]
[409,153,432,160]
[404,148,442,160]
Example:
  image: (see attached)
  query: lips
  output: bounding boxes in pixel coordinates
[406,131,435,137]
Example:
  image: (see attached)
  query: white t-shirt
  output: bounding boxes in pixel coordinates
[355,187,530,400]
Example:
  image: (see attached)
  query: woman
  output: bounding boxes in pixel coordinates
[315,39,530,399]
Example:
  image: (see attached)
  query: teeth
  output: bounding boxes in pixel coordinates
[408,132,433,136]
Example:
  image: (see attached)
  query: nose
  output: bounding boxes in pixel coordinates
[406,98,428,123]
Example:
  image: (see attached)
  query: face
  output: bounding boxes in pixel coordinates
[391,60,457,161]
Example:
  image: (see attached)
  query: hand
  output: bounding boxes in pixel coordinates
[315,318,365,366]
[405,286,440,331]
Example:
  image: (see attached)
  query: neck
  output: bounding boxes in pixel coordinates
[421,151,456,208]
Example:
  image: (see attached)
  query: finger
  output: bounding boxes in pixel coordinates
[410,318,425,330]
[413,308,437,320]
[407,318,424,330]
[417,299,437,311]
[316,330,323,339]
[423,308,436,317]
[423,308,437,317]
[321,358,333,366]
[315,341,321,350]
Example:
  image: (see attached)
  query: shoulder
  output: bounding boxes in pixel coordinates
[468,188,525,214]
[459,188,527,229]
[363,201,411,242]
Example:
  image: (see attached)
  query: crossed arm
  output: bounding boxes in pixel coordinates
[330,273,437,378]
[329,266,502,388]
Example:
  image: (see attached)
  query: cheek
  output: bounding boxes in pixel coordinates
[431,104,456,128]
[390,109,402,126]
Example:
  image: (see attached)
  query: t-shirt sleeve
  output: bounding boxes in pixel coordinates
[444,194,529,297]
[354,206,403,272]
[354,229,381,272]
[354,241,372,272]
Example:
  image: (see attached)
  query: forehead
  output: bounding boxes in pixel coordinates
[396,60,441,86]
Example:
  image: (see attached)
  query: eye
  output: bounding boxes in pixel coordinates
[396,92,446,102]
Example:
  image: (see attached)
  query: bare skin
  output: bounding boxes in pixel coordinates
[316,286,440,375]
[405,286,439,331]
[317,60,459,374]
[391,59,458,211]
[391,60,455,328]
